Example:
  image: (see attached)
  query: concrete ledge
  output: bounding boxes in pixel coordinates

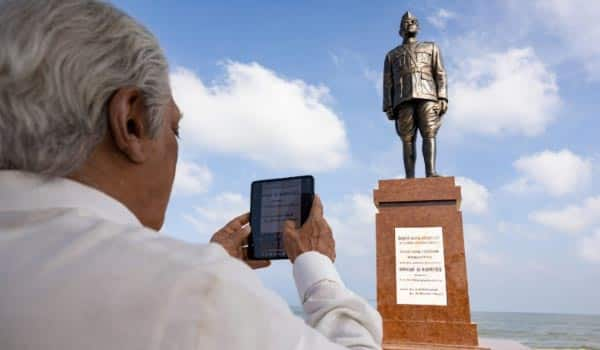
[383,338,529,350]
[479,338,531,350]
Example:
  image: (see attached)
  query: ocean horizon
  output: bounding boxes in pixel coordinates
[290,305,600,350]
[472,311,600,350]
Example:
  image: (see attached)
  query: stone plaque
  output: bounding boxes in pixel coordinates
[395,226,447,306]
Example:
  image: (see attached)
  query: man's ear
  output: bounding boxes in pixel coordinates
[107,87,149,164]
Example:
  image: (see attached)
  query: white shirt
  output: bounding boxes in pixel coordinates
[0,171,382,350]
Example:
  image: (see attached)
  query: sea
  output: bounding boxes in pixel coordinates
[472,311,600,350]
[290,306,600,349]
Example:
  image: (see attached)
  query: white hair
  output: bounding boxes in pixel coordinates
[0,0,170,176]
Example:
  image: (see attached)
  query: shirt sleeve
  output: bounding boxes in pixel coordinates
[163,245,382,350]
[293,252,383,350]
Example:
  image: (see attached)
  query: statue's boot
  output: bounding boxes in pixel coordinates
[403,140,416,179]
[423,137,441,177]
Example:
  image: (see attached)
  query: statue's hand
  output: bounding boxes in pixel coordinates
[385,108,395,120]
[438,100,448,116]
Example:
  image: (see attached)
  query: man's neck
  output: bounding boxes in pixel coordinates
[66,148,145,228]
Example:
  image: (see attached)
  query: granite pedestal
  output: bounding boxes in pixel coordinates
[373,177,487,350]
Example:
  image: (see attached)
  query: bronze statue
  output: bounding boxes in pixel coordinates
[383,11,448,178]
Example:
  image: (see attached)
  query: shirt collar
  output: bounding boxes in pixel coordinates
[0,170,141,226]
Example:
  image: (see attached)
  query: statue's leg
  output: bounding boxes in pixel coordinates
[403,139,417,179]
[422,138,440,177]
[394,104,417,178]
[418,101,442,177]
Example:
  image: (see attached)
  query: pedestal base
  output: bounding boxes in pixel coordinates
[384,342,489,350]
[383,320,480,346]
[374,177,484,349]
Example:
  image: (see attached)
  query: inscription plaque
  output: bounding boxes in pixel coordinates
[395,226,447,306]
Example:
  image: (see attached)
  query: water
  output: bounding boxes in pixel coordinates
[473,311,600,350]
[290,306,600,349]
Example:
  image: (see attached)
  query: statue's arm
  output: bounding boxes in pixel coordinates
[383,54,394,114]
[432,44,448,101]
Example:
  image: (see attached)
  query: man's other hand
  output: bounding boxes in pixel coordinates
[282,195,336,263]
[210,213,271,269]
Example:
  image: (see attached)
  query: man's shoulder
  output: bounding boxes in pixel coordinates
[31,207,265,305]
[89,215,237,275]
[0,208,285,348]
[100,218,267,293]
[8,206,245,284]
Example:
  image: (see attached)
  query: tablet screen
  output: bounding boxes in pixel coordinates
[249,176,314,259]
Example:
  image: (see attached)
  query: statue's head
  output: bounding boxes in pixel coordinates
[399,11,419,39]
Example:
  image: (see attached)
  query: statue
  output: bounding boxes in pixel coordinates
[382,11,448,178]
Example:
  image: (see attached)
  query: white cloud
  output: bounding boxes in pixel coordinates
[475,251,502,266]
[181,191,376,257]
[447,47,560,137]
[464,224,502,266]
[505,149,592,197]
[496,221,544,240]
[427,9,456,30]
[172,161,212,196]
[183,192,248,239]
[348,193,377,225]
[329,51,342,67]
[530,196,600,233]
[328,193,376,257]
[456,176,489,214]
[171,62,349,172]
[324,193,377,298]
[533,0,600,81]
[464,224,487,251]
[578,230,600,263]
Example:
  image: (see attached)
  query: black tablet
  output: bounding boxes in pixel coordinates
[248,175,314,260]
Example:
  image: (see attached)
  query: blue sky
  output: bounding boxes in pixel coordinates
[113,0,600,315]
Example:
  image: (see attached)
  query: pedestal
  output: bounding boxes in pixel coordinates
[373,177,487,350]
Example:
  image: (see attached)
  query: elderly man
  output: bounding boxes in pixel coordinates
[0,1,381,349]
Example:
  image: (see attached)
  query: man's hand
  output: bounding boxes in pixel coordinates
[210,213,271,269]
[435,100,448,117]
[282,195,336,263]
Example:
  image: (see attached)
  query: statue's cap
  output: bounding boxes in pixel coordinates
[399,11,418,36]
[401,11,417,23]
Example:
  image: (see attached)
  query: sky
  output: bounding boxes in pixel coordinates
[113,0,600,315]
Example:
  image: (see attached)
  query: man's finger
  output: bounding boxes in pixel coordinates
[284,219,295,229]
[228,212,250,228]
[246,260,271,270]
[233,225,251,244]
[322,220,333,236]
[282,222,294,243]
[308,195,323,220]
